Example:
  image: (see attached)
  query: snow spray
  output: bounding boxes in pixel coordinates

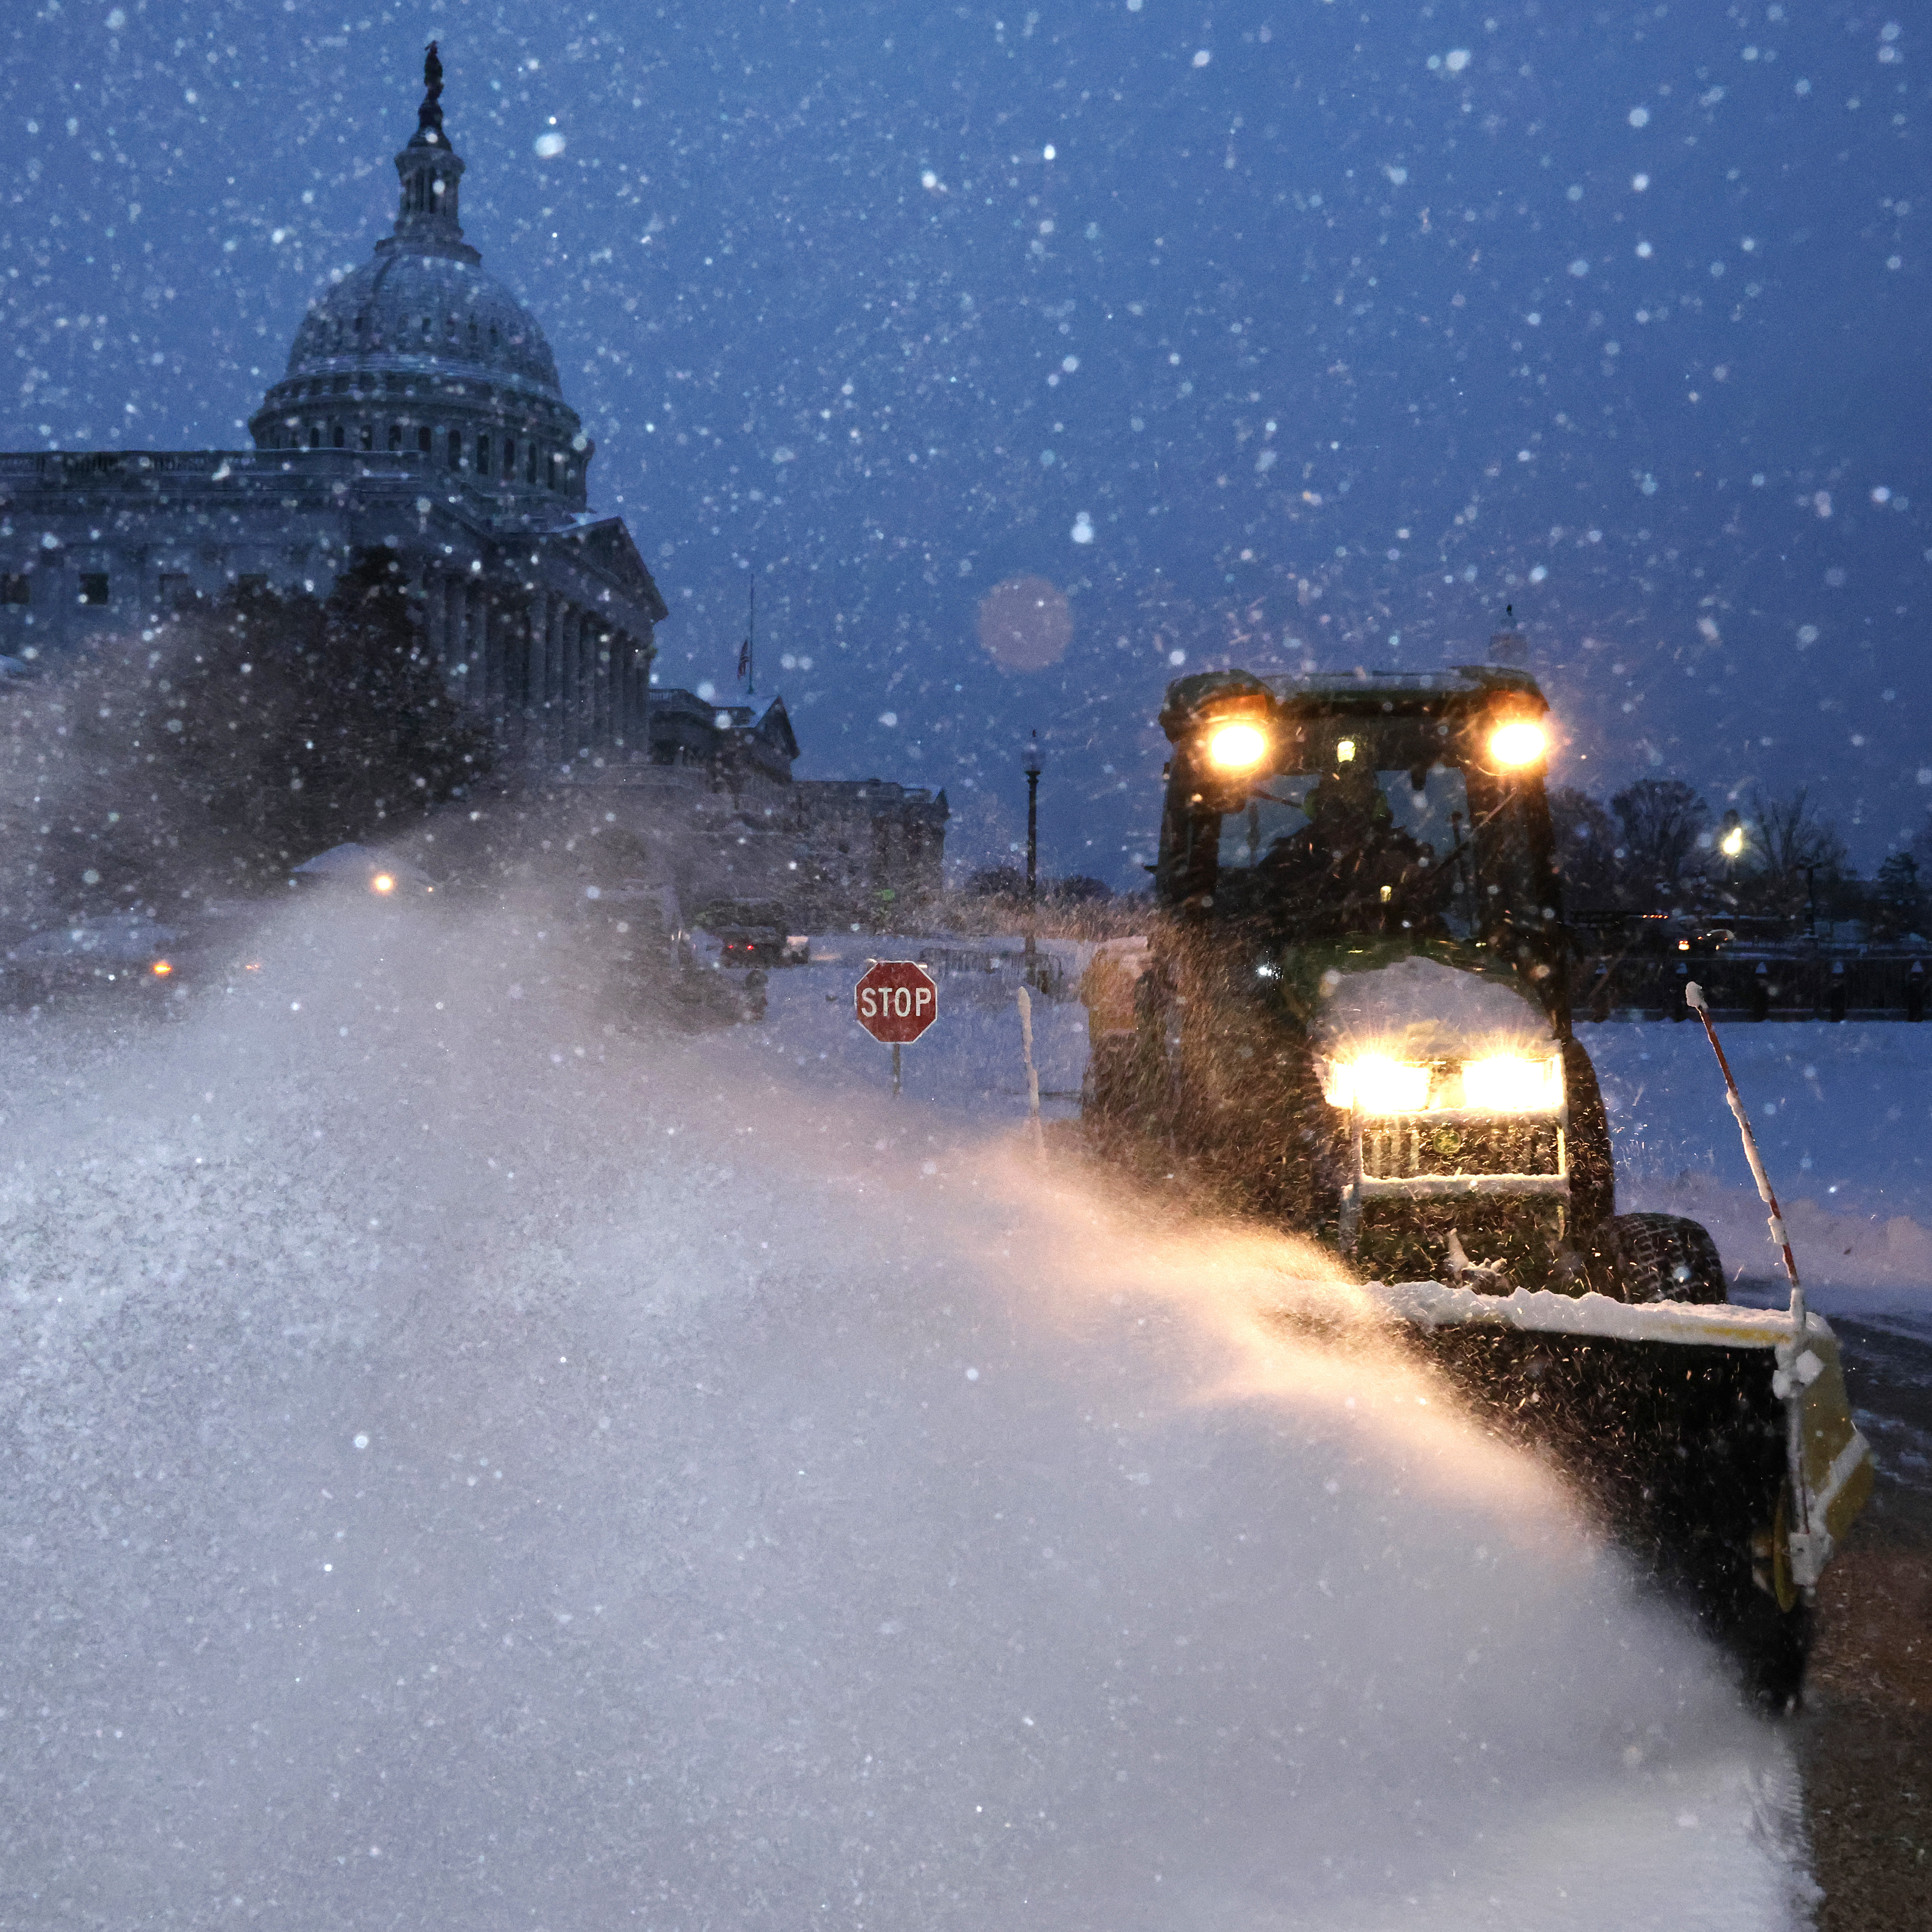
[0,911,1816,1929]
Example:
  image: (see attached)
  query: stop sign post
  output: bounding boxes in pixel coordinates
[855,959,939,1096]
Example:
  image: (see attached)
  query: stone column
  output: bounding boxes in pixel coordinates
[557,603,579,762]
[632,637,647,751]
[612,632,632,752]
[547,598,567,766]
[502,599,523,761]
[475,589,495,737]
[424,570,447,680]
[574,609,592,758]
[453,579,472,708]
[593,624,611,752]
[444,573,463,686]
[527,588,551,770]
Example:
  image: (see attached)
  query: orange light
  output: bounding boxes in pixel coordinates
[371,873,397,895]
[151,959,173,978]
[1487,719,1548,768]
[1461,1054,1564,1113]
[1205,720,1270,772]
[1321,1055,1431,1113]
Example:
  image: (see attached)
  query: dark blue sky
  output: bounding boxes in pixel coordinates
[3,1,1925,884]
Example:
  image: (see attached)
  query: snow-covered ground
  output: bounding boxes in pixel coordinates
[765,943,1932,1332]
[0,911,1859,1928]
[1582,1021,1932,1338]
[748,933,1095,1121]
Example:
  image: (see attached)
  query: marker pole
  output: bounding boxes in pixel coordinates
[1018,986,1044,1155]
[1686,980,1817,1587]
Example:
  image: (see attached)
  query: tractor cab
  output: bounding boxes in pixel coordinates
[1156,665,1563,999]
[1132,667,1597,1286]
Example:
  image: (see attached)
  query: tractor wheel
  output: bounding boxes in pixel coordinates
[1590,1212,1729,1305]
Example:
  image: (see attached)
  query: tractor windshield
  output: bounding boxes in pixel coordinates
[1189,715,1548,945]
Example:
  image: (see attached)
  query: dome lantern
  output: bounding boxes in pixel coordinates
[387,42,476,266]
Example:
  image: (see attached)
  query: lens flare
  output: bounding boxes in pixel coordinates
[1205,721,1269,772]
[1487,720,1548,768]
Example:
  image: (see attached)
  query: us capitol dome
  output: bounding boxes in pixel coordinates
[0,44,667,773]
[250,46,588,503]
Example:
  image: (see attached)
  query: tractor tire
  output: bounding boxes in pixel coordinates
[1590,1212,1729,1305]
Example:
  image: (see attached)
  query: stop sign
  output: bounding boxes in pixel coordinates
[855,959,939,1045]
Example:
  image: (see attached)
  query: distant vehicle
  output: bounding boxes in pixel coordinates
[1,903,270,1009]
[582,880,769,1031]
[696,899,810,967]
[2,913,190,1004]
[289,843,436,898]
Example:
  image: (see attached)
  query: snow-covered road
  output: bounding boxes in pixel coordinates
[0,910,1850,1928]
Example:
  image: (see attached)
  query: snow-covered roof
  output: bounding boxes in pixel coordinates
[290,843,434,889]
[7,914,181,963]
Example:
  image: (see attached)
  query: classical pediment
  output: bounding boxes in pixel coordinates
[545,515,668,622]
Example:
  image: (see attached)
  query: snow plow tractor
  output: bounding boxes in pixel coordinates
[1089,665,1872,1703]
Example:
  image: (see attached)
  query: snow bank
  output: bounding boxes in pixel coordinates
[0,906,1812,1929]
[1584,1020,1932,1334]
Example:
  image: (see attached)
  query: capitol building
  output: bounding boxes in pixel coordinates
[0,49,665,771]
[0,48,949,924]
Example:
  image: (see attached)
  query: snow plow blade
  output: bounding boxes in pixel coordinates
[1353,1281,1874,1702]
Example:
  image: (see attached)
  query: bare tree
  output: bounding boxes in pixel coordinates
[1742,787,1848,921]
[1548,786,1624,907]
[1906,817,1932,892]
[1873,852,1924,941]
[1610,778,1709,910]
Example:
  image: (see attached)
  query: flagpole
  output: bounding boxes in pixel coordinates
[741,578,755,697]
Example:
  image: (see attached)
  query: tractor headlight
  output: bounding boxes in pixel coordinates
[1205,720,1270,773]
[1486,719,1548,769]
[1321,1055,1431,1113]
[1461,1053,1564,1112]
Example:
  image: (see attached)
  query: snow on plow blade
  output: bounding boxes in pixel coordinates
[1368,1280,1873,1578]
[1333,1280,1874,1700]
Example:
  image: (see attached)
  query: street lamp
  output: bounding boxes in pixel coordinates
[1024,732,1042,972]
[1718,808,1746,903]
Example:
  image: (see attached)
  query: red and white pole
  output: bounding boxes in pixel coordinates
[1685,981,1817,1585]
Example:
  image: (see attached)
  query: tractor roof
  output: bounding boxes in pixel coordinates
[1158,665,1547,742]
